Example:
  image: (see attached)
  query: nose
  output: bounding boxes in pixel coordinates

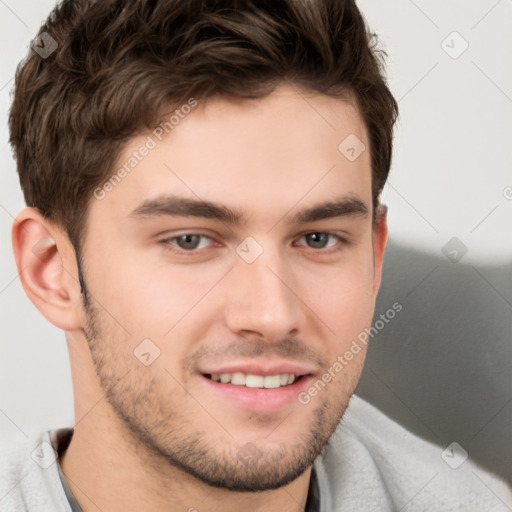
[222,244,303,342]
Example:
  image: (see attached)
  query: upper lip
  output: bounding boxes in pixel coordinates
[199,361,316,377]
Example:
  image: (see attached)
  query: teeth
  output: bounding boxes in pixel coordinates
[263,375,281,388]
[209,372,298,388]
[231,372,246,385]
[246,374,264,388]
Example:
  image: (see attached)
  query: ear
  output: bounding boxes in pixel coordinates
[11,207,83,331]
[372,204,388,294]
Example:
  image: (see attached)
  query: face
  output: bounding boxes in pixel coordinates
[78,84,386,491]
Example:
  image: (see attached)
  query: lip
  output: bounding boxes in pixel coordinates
[199,360,316,378]
[199,372,315,414]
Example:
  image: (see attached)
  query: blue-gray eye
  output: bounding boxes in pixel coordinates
[304,233,331,249]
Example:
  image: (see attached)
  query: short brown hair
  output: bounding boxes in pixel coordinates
[9,0,398,251]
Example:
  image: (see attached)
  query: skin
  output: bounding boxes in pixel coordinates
[12,84,387,512]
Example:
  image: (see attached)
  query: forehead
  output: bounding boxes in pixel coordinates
[88,84,371,228]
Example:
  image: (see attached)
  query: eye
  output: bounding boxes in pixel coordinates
[161,234,214,251]
[296,232,345,250]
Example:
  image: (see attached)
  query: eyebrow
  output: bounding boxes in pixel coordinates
[129,194,369,225]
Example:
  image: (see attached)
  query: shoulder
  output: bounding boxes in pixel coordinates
[0,430,70,512]
[314,395,512,511]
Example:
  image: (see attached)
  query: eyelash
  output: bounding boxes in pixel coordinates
[158,232,349,255]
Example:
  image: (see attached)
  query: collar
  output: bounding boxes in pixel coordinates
[49,428,83,512]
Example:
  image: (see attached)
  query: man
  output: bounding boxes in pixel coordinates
[2,0,511,510]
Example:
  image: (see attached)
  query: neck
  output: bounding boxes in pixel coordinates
[59,409,312,512]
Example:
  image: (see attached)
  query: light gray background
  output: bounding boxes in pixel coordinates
[1,0,511,482]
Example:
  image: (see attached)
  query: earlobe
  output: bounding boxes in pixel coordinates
[11,208,83,331]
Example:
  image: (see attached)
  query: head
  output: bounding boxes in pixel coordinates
[10,0,398,493]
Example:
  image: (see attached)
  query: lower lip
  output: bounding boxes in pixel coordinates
[200,375,313,414]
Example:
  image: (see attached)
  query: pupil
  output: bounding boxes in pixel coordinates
[307,233,327,248]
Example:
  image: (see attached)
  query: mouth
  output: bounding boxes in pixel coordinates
[203,372,305,389]
[199,366,314,414]
[197,360,317,413]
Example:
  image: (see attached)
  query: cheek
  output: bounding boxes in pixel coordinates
[299,247,376,346]
[324,281,375,343]
[86,248,218,339]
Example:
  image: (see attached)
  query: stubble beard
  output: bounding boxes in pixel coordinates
[79,268,356,492]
